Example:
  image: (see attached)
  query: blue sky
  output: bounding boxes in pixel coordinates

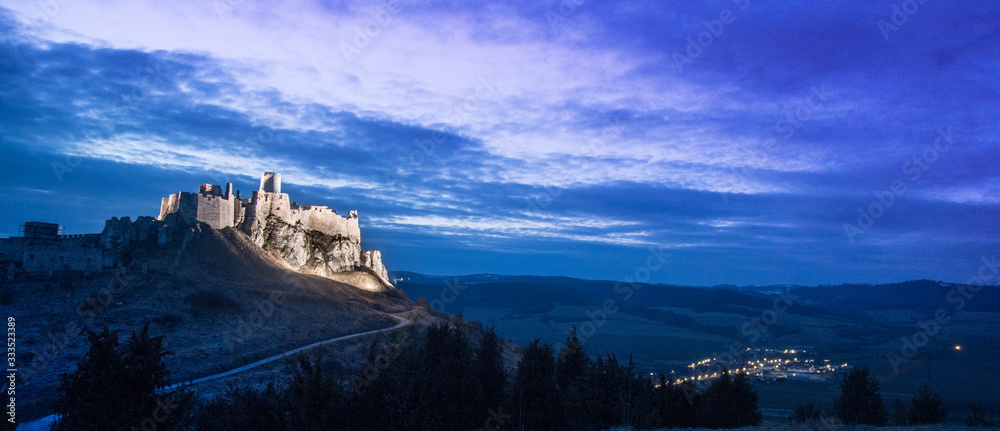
[0,0,997,286]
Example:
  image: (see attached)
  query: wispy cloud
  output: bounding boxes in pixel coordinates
[1,1,998,285]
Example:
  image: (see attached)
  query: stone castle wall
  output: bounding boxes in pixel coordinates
[0,237,25,264]
[195,193,237,230]
[1,234,105,273]
[153,173,388,288]
[21,235,103,272]
[243,191,360,243]
[160,191,240,230]
[1,172,392,288]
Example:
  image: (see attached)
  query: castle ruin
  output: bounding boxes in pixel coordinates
[1,172,392,289]
[0,222,104,273]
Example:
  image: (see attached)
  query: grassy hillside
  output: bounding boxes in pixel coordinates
[6,226,418,421]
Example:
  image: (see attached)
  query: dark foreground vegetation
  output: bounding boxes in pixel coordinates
[792,366,993,428]
[41,320,993,431]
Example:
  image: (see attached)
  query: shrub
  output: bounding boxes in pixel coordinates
[966,402,994,427]
[833,367,886,425]
[907,384,947,424]
[890,397,909,425]
[791,402,821,423]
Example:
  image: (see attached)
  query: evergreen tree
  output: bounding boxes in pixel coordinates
[652,376,700,428]
[907,384,947,424]
[472,326,508,417]
[619,357,655,429]
[286,355,345,431]
[556,327,588,431]
[890,397,909,425]
[53,327,124,430]
[581,355,625,428]
[966,402,993,427]
[571,354,655,429]
[512,339,560,431]
[410,324,475,431]
[53,323,190,431]
[122,323,174,423]
[833,366,886,425]
[194,383,289,431]
[699,369,762,428]
[556,327,587,390]
[350,331,420,431]
[791,402,821,423]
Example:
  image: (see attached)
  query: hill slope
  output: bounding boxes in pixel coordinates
[7,224,417,420]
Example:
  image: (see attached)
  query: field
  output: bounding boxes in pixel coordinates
[399,274,1000,420]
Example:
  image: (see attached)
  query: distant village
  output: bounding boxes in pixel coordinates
[669,347,849,386]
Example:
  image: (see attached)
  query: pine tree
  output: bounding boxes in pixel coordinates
[652,376,700,428]
[286,354,344,431]
[472,326,508,417]
[966,402,993,427]
[53,323,189,430]
[791,402,821,423]
[699,369,762,428]
[194,382,289,431]
[556,327,587,390]
[350,331,419,431]
[53,327,124,430]
[512,339,560,431]
[833,366,886,425]
[907,383,947,424]
[890,397,909,425]
[582,355,626,428]
[411,324,474,430]
[556,327,588,430]
[619,356,655,429]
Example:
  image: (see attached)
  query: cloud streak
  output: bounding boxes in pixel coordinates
[1,1,998,285]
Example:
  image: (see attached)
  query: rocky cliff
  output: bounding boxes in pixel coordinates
[98,211,392,291]
[253,214,391,285]
[151,172,394,290]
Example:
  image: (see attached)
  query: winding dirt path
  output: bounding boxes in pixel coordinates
[23,315,411,430]
[162,314,410,391]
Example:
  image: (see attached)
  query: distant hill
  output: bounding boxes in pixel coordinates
[394,272,1000,317]
[393,272,1000,418]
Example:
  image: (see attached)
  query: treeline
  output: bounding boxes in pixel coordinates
[48,321,763,430]
[793,366,994,427]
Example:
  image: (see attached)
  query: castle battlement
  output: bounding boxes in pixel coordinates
[1,172,392,289]
[154,172,385,284]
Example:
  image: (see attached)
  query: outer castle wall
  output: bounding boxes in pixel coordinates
[3,234,103,272]
[1,172,390,288]
[155,172,387,287]
[243,191,360,242]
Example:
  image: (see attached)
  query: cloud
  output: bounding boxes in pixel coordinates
[1,1,999,285]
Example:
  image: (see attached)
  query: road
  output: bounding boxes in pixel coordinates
[21,314,411,430]
[162,314,410,391]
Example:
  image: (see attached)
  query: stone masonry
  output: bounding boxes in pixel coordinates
[157,172,390,286]
[1,172,393,289]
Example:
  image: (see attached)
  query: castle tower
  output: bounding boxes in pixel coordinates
[260,172,281,194]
